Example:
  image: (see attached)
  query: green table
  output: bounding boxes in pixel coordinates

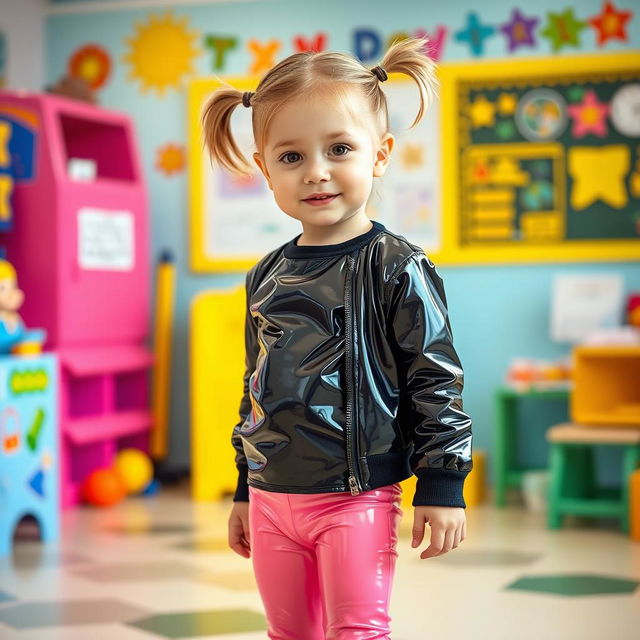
[494,385,570,507]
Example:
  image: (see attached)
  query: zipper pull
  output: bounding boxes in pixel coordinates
[348,475,360,496]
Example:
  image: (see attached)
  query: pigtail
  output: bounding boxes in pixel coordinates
[201,87,254,177]
[377,36,439,129]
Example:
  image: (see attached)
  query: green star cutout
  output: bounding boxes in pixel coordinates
[566,85,585,102]
[541,9,587,52]
[496,119,516,140]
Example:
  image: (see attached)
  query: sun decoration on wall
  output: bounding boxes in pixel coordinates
[155,143,186,176]
[68,44,112,90]
[123,12,200,96]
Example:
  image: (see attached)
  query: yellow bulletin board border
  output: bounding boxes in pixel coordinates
[188,75,263,273]
[437,51,640,266]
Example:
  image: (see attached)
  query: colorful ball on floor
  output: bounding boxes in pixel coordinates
[82,468,126,507]
[114,448,153,494]
[141,478,160,496]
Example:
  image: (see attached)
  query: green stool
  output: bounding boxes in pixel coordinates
[546,423,640,533]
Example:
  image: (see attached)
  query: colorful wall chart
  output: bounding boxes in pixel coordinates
[439,52,640,264]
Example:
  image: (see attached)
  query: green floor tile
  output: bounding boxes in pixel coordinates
[0,599,151,628]
[506,573,640,596]
[127,608,267,638]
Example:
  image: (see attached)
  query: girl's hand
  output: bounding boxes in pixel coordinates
[229,501,251,558]
[411,505,466,560]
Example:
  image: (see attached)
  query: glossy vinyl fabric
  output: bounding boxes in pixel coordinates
[232,221,473,507]
[249,482,403,640]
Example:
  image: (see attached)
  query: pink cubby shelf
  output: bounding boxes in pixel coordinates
[0,91,155,507]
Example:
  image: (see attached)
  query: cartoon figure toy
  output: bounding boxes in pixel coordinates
[0,259,46,354]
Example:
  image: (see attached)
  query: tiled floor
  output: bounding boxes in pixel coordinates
[1,481,639,639]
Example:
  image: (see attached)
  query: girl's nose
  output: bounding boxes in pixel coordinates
[304,156,331,183]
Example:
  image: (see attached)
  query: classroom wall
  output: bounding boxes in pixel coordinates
[0,0,45,91]
[41,0,640,483]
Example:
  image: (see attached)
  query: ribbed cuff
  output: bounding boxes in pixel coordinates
[412,468,468,508]
[233,464,249,502]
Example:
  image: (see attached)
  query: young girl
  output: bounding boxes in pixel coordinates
[202,36,473,640]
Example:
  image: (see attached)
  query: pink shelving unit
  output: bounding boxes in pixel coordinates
[0,91,153,507]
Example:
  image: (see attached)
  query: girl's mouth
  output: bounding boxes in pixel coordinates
[303,194,340,206]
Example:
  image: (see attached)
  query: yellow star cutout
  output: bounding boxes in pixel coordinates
[469,95,496,128]
[568,145,629,210]
[400,142,424,170]
[497,93,517,116]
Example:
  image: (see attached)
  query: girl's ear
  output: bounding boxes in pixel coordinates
[373,133,395,178]
[253,152,273,190]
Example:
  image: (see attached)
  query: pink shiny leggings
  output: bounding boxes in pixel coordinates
[248,482,403,640]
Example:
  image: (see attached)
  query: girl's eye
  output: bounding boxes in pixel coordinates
[280,152,301,164]
[278,144,352,164]
[332,144,351,156]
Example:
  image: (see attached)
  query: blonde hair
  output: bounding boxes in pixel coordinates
[0,260,17,282]
[201,36,438,177]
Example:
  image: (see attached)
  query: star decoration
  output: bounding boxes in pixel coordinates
[455,12,495,57]
[400,143,425,170]
[471,158,491,183]
[496,120,517,140]
[567,86,585,102]
[567,89,610,137]
[588,1,632,46]
[497,93,518,115]
[541,9,587,52]
[469,95,496,128]
[500,9,539,52]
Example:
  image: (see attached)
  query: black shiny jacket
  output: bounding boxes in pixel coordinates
[232,220,473,507]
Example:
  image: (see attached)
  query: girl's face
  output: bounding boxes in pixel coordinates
[253,89,394,232]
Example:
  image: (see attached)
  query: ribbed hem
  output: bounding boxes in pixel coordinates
[413,468,469,508]
[366,448,412,488]
[233,464,249,502]
[283,220,385,259]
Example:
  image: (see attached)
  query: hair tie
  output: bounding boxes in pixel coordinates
[371,65,388,83]
[242,91,254,108]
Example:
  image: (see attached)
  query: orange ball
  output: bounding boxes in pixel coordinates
[82,468,126,507]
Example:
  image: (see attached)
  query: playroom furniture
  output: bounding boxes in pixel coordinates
[191,285,244,501]
[631,469,640,542]
[571,345,640,427]
[546,422,640,534]
[0,353,58,556]
[494,385,569,506]
[0,91,152,507]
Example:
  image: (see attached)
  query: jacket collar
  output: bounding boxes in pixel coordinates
[283,220,386,259]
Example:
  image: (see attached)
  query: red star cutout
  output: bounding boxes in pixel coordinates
[588,1,632,46]
[567,89,610,138]
[473,160,490,181]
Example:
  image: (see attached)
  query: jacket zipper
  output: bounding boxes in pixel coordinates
[344,253,362,496]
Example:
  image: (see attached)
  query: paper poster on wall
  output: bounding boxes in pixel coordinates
[78,208,134,271]
[188,75,441,272]
[550,274,624,343]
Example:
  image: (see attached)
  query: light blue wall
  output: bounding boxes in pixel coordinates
[45,1,640,485]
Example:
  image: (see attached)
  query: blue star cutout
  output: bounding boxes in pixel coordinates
[455,12,496,56]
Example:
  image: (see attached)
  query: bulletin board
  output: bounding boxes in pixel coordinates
[188,74,441,272]
[438,51,640,264]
